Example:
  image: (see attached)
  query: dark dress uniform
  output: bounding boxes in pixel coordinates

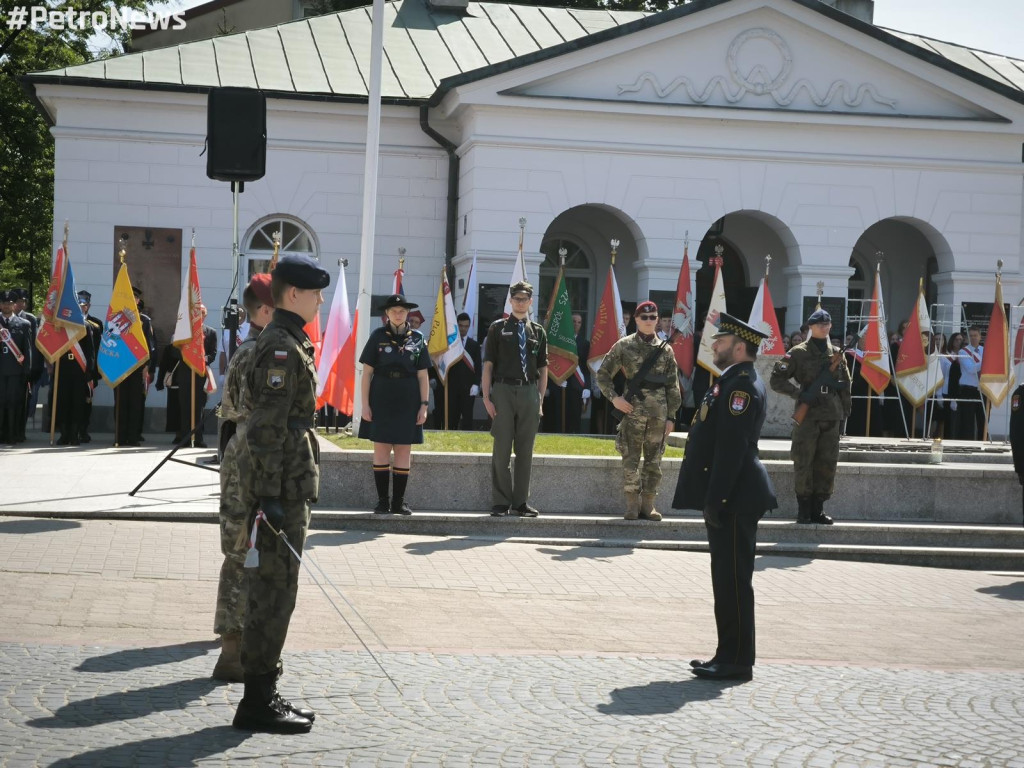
[1010,384,1024,527]
[52,323,96,445]
[770,335,852,523]
[171,325,218,445]
[0,301,33,444]
[434,335,481,430]
[114,312,155,446]
[484,312,548,513]
[16,295,42,438]
[156,343,182,435]
[673,356,776,676]
[358,324,430,443]
[78,313,103,441]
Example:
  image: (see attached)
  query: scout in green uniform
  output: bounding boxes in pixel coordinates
[597,300,681,521]
[212,274,274,683]
[233,254,328,734]
[769,308,852,524]
[481,280,548,517]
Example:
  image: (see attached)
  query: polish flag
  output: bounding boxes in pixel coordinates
[316,265,357,416]
[861,269,891,394]
[748,277,784,358]
[894,287,943,407]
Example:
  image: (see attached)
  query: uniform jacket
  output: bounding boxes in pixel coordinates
[220,336,259,424]
[596,333,681,418]
[245,309,320,502]
[84,315,103,383]
[673,361,777,516]
[0,313,33,376]
[445,336,482,392]
[484,316,548,382]
[570,334,591,392]
[770,338,852,421]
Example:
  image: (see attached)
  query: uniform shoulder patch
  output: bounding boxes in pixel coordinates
[266,368,287,390]
[729,390,750,415]
[1013,393,1021,411]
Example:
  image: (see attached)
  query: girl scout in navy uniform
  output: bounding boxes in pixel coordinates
[358,294,430,515]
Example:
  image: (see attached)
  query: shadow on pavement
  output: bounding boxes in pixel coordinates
[597,677,744,715]
[75,641,219,672]
[536,546,633,562]
[28,677,220,729]
[0,518,81,534]
[755,555,811,571]
[403,537,501,555]
[46,725,249,767]
[305,530,383,549]
[977,581,1024,601]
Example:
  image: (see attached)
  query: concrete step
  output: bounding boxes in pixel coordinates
[308,511,1024,571]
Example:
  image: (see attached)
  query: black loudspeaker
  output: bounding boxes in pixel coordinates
[206,87,266,183]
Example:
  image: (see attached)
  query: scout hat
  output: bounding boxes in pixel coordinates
[380,294,418,311]
[712,312,769,345]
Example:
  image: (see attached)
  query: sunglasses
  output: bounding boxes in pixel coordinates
[637,314,659,321]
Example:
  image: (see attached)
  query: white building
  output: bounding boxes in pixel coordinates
[23,0,1024,425]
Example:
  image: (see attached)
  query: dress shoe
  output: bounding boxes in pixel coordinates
[514,503,539,518]
[69,437,80,446]
[691,662,753,681]
[79,433,91,443]
[689,658,715,669]
[811,511,834,525]
[490,505,509,517]
[374,497,391,514]
[194,440,208,448]
[57,435,71,446]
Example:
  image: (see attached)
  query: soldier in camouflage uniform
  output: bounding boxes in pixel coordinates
[232,255,328,735]
[212,274,275,683]
[770,308,852,525]
[597,301,681,521]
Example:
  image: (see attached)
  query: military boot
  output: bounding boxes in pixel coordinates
[233,672,312,733]
[639,493,663,522]
[624,492,641,520]
[373,496,391,514]
[812,495,834,525]
[796,497,814,524]
[275,666,316,722]
[212,632,244,683]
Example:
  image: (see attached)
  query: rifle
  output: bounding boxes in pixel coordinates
[610,340,669,423]
[793,334,859,425]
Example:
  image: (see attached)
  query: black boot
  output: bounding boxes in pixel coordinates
[275,665,315,722]
[796,497,813,524]
[812,495,834,525]
[391,467,412,515]
[373,464,391,514]
[233,672,312,733]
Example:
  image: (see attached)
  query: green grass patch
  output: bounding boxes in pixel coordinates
[323,430,683,457]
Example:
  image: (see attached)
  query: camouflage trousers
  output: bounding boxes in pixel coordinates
[240,499,311,677]
[790,418,841,498]
[615,402,669,495]
[214,431,256,636]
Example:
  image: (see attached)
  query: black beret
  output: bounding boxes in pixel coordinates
[272,254,330,290]
[807,308,832,325]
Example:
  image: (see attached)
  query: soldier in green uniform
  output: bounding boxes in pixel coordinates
[212,274,274,683]
[481,280,548,517]
[597,300,681,521]
[233,254,328,734]
[769,308,852,525]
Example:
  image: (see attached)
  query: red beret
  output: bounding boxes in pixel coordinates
[407,310,425,323]
[634,301,658,316]
[248,273,274,309]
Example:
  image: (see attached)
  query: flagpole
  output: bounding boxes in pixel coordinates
[866,391,872,437]
[49,222,72,447]
[352,0,386,432]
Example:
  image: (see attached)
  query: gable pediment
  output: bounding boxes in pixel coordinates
[497,5,1006,121]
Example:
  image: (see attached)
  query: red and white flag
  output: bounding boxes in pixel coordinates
[393,263,404,296]
[503,226,529,319]
[980,274,1015,407]
[587,264,626,376]
[696,261,727,377]
[861,269,891,394]
[747,277,784,358]
[172,246,206,376]
[670,245,695,376]
[316,265,357,416]
[894,286,943,407]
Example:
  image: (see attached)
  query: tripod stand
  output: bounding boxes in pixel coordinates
[129,399,221,496]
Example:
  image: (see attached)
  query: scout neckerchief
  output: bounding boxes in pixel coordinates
[384,322,415,357]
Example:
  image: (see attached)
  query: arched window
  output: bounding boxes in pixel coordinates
[539,238,592,328]
[243,216,319,280]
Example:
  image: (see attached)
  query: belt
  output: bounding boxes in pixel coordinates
[380,370,413,379]
[494,377,534,386]
[288,419,315,430]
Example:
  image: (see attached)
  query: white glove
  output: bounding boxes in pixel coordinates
[582,389,591,400]
[469,384,480,397]
[559,381,567,389]
[950,401,957,411]
[544,387,552,398]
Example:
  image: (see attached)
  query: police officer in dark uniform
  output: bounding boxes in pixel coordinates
[770,308,852,524]
[1010,382,1024,528]
[0,290,33,444]
[14,289,43,437]
[481,280,548,517]
[113,287,156,446]
[51,293,98,446]
[171,304,219,447]
[233,254,328,734]
[672,312,776,681]
[76,291,104,443]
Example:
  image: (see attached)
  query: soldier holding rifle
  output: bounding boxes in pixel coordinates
[770,308,852,525]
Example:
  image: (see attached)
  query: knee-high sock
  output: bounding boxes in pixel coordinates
[373,464,390,499]
[392,466,410,501]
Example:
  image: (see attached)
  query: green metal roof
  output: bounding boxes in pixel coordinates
[23,0,1024,108]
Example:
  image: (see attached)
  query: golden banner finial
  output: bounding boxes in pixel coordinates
[610,239,619,266]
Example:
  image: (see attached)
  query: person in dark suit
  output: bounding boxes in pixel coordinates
[434,312,482,430]
[169,304,219,447]
[0,290,33,444]
[112,288,157,446]
[76,291,104,443]
[672,312,777,682]
[565,313,591,433]
[1010,383,1024,528]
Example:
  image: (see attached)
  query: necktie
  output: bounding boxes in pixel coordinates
[517,321,528,378]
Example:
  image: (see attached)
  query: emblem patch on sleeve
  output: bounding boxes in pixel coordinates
[267,369,286,389]
[1013,393,1021,411]
[730,391,750,414]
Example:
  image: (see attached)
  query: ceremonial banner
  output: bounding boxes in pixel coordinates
[97,263,150,388]
[427,268,465,382]
[317,265,357,415]
[894,287,943,407]
[980,274,1015,407]
[748,277,784,358]
[35,245,87,363]
[587,264,626,375]
[696,262,727,377]
[544,266,579,385]
[670,246,695,376]
[861,269,891,394]
[502,226,529,319]
[172,247,206,375]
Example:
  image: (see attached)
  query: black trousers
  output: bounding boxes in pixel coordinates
[175,373,209,441]
[706,508,763,667]
[956,386,986,440]
[435,383,474,430]
[0,374,26,442]
[115,368,145,444]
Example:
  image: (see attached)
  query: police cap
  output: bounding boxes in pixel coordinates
[712,312,769,345]
[0,290,14,302]
[509,280,533,298]
[77,290,92,304]
[272,254,330,290]
[807,308,832,325]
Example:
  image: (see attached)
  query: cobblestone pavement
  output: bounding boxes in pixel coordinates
[1,517,1023,766]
